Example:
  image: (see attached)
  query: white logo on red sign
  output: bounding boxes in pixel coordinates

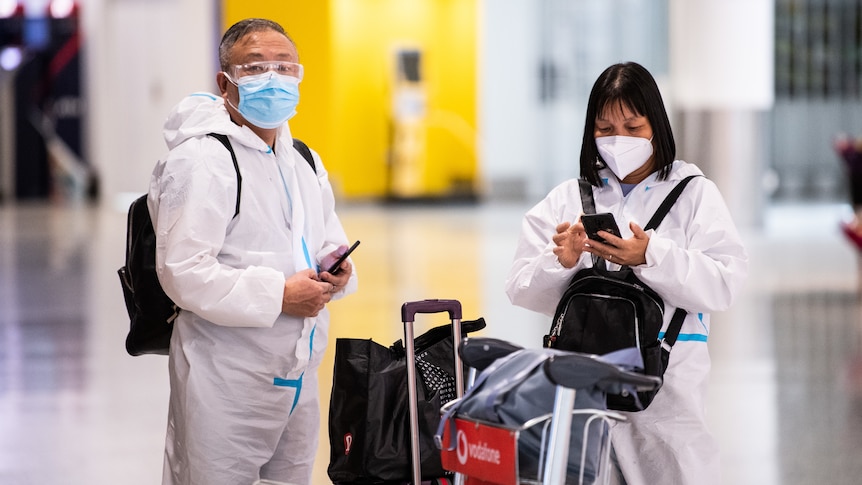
[457,430,469,464]
[456,429,502,466]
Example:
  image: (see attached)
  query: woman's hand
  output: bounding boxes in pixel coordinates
[552,221,588,268]
[584,221,650,266]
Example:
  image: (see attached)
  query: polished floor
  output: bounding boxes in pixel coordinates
[1,198,861,485]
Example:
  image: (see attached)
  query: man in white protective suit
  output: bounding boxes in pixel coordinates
[148,18,357,485]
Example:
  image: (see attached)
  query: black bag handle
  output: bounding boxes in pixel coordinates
[389,317,486,357]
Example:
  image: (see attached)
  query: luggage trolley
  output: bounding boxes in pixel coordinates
[436,337,662,485]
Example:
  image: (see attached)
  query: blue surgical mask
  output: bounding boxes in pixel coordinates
[225,71,300,129]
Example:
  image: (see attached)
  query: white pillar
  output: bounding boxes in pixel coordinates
[670,5,779,483]
[82,0,216,211]
[669,0,774,229]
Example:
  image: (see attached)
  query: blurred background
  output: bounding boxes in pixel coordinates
[2,0,862,484]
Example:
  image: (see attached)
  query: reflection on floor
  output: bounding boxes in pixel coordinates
[1,200,861,485]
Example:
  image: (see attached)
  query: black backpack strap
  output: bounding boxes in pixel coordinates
[578,179,596,214]
[292,138,317,174]
[662,308,687,348]
[648,176,700,346]
[644,175,700,231]
[207,133,241,218]
[578,178,606,268]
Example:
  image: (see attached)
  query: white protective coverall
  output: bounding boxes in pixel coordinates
[504,161,748,485]
[148,92,358,485]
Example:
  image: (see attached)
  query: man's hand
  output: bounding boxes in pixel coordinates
[282,269,334,317]
[318,245,354,292]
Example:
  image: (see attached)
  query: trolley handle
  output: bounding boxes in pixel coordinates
[401,299,462,322]
[543,354,663,392]
[459,337,522,371]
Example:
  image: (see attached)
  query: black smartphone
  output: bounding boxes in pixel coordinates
[324,240,360,274]
[580,213,621,244]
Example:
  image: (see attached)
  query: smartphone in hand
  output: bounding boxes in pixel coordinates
[580,213,621,245]
[324,240,360,275]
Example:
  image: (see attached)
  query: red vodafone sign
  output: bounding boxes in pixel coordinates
[439,417,519,485]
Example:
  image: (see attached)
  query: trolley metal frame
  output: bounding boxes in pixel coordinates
[437,338,662,485]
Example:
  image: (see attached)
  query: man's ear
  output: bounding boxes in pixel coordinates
[216,72,229,97]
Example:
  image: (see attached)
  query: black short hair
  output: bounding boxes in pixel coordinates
[218,18,296,71]
[579,62,675,186]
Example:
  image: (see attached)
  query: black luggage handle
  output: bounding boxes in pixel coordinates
[401,299,464,485]
[544,353,663,393]
[459,336,523,371]
[401,299,462,322]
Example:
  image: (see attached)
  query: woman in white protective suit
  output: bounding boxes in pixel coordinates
[148,19,357,485]
[504,62,748,484]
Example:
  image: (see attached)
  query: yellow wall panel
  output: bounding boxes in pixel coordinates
[222,0,477,199]
[222,1,333,168]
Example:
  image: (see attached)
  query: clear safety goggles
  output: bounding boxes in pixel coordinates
[228,61,304,81]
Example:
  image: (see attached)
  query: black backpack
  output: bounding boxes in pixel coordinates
[543,175,698,411]
[117,134,316,356]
